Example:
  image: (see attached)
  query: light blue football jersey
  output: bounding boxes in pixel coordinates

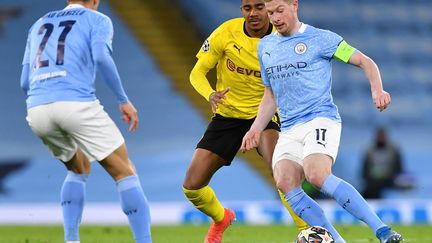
[258,23,355,131]
[22,4,114,108]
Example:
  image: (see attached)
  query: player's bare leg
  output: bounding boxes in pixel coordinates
[258,129,309,231]
[183,148,224,190]
[183,148,236,243]
[99,144,135,180]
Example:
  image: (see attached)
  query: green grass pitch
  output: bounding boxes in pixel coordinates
[0,224,429,242]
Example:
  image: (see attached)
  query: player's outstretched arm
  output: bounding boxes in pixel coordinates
[92,42,129,105]
[189,57,217,102]
[241,87,277,152]
[348,51,391,112]
[190,56,231,113]
[92,42,137,131]
[120,101,139,132]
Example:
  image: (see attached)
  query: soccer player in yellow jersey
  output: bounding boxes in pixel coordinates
[182,0,307,242]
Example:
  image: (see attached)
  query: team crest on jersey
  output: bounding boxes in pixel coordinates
[202,39,210,52]
[295,43,307,54]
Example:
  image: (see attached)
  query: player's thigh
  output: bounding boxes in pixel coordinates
[272,130,303,170]
[26,104,78,162]
[183,148,225,189]
[61,100,125,163]
[302,117,341,164]
[64,148,91,174]
[99,143,135,181]
[303,153,333,188]
[196,114,250,165]
[302,117,341,186]
[273,159,304,193]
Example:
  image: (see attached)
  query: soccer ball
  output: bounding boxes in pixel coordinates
[294,226,334,243]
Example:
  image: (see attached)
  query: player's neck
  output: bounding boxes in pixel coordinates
[279,20,302,37]
[244,22,272,38]
[68,0,97,10]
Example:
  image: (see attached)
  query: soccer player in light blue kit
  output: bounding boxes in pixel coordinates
[20,0,152,242]
[241,0,404,242]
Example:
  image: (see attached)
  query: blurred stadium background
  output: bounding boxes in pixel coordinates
[0,0,431,227]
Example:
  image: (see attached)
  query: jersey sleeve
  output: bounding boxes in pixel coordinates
[91,15,113,52]
[91,15,128,104]
[319,30,344,60]
[196,24,224,60]
[22,31,31,65]
[189,26,225,101]
[21,29,32,93]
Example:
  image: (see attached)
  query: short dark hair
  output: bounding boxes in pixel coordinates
[67,0,91,3]
[263,0,293,3]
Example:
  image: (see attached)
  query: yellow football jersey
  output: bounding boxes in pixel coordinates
[190,18,274,119]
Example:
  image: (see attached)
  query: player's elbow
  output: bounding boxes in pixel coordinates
[92,43,112,67]
[189,71,195,85]
[189,68,203,87]
[356,51,376,69]
[93,51,107,66]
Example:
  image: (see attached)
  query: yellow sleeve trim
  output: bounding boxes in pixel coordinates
[334,40,356,63]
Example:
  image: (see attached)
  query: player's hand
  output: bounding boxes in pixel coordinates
[240,129,261,153]
[120,101,139,132]
[372,89,391,112]
[209,87,230,113]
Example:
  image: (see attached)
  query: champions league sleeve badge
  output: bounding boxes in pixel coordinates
[202,39,210,52]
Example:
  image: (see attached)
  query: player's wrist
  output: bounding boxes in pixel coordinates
[208,91,216,101]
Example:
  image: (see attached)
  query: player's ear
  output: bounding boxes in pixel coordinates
[92,0,100,10]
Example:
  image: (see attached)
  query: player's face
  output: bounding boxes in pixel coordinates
[265,0,298,36]
[241,0,269,32]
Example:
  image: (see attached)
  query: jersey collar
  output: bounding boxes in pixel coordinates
[64,4,85,9]
[275,22,308,37]
[298,22,307,34]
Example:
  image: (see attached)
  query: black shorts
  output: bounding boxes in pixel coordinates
[196,113,280,165]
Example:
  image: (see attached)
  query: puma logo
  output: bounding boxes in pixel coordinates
[234,44,242,54]
[342,199,350,209]
[317,141,327,147]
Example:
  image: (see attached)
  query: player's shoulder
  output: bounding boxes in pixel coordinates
[207,18,243,42]
[260,31,278,44]
[82,8,111,23]
[215,18,244,33]
[305,23,337,37]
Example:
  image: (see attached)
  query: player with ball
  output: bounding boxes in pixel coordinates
[241,0,404,242]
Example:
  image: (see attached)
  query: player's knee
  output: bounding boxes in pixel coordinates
[275,175,299,193]
[65,152,91,174]
[182,177,203,191]
[304,171,326,189]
